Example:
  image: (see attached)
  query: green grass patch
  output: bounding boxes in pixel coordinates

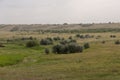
[0,54,25,67]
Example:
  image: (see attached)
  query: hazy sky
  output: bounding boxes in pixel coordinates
[0,0,120,24]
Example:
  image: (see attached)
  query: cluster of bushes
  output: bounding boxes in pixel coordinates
[53,37,61,41]
[52,43,83,54]
[40,38,53,45]
[26,40,38,47]
[52,41,90,54]
[76,34,94,39]
[26,37,55,47]
[25,36,90,55]
[110,35,116,38]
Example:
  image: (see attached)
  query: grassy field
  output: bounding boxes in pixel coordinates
[0,31,120,80]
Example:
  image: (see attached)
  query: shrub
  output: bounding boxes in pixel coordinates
[29,36,33,40]
[110,35,116,38]
[52,44,63,54]
[76,34,80,37]
[46,37,53,41]
[115,40,120,45]
[26,40,38,47]
[63,23,68,25]
[84,43,90,49]
[79,35,84,39]
[53,37,61,41]
[102,41,106,44]
[52,43,83,54]
[60,40,68,45]
[45,48,50,54]
[67,43,83,53]
[0,43,5,47]
[69,36,72,39]
[70,39,77,43]
[40,38,53,45]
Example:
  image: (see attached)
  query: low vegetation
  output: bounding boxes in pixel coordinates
[115,40,120,45]
[0,27,120,80]
[40,38,53,45]
[0,54,25,67]
[52,43,83,54]
[26,40,38,47]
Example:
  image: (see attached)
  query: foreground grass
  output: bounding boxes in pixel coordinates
[0,54,25,67]
[0,32,120,80]
[0,41,120,80]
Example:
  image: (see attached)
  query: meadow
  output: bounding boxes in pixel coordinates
[0,27,120,80]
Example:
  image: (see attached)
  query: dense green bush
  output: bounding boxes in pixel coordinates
[53,37,61,41]
[40,38,53,45]
[67,43,83,53]
[84,43,90,49]
[52,44,63,54]
[52,43,83,54]
[26,40,38,47]
[60,40,68,45]
[46,37,53,41]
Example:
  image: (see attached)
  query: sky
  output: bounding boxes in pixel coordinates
[0,0,120,24]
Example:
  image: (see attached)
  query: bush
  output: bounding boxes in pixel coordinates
[46,37,53,41]
[115,40,120,45]
[69,36,72,39]
[76,34,80,37]
[53,37,61,41]
[84,43,90,49]
[110,35,116,38]
[102,41,106,44]
[70,39,77,43]
[67,43,83,53]
[60,40,68,45]
[63,23,68,25]
[52,43,83,54]
[29,36,33,40]
[0,43,5,47]
[52,44,63,54]
[40,38,53,45]
[45,48,50,54]
[26,40,38,47]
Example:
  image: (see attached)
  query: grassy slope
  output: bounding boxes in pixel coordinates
[0,35,120,80]
[0,23,120,31]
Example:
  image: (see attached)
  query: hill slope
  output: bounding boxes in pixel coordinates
[0,23,120,31]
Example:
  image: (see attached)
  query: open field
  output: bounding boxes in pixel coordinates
[0,25,120,80]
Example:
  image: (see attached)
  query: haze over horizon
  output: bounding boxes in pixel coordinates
[0,0,120,24]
